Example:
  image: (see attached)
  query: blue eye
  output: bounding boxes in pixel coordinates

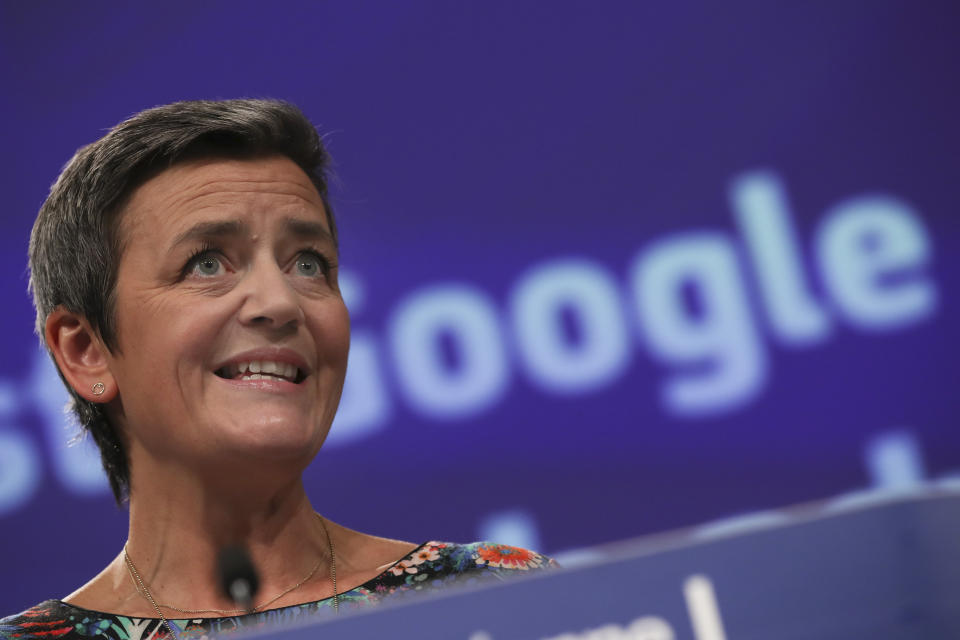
[295,252,327,278]
[189,251,225,277]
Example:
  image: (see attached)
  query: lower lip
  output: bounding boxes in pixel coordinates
[214,375,306,394]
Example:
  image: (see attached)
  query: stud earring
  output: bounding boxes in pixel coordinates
[92,382,106,396]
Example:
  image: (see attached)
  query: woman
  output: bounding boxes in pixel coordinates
[0,99,555,640]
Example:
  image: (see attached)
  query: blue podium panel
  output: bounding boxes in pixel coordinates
[253,490,960,640]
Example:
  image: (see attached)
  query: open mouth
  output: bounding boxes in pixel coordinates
[214,360,306,384]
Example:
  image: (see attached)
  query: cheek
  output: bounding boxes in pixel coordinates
[308,301,351,366]
[110,295,233,446]
[114,293,230,387]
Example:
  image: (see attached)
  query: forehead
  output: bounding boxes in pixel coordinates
[118,155,328,242]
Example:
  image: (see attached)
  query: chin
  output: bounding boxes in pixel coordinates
[215,416,327,463]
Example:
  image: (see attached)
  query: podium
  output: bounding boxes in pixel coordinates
[257,488,960,639]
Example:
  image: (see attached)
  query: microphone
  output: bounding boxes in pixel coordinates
[217,546,260,613]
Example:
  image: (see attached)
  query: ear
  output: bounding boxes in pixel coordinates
[45,307,118,403]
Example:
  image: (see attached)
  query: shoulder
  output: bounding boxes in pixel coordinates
[0,600,83,640]
[389,541,558,580]
[452,541,558,573]
[1,600,165,640]
[350,540,557,604]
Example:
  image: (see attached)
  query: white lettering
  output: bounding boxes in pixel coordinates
[625,618,675,640]
[731,171,830,345]
[541,617,674,640]
[29,350,108,495]
[511,259,630,393]
[630,234,767,416]
[327,331,391,446]
[683,575,727,640]
[389,285,509,419]
[817,196,936,331]
[338,267,366,314]
[478,509,541,551]
[0,429,42,516]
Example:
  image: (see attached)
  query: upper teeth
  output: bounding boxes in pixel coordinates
[225,360,299,381]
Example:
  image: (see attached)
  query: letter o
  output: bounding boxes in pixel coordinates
[511,259,630,393]
[389,285,509,419]
[0,430,42,516]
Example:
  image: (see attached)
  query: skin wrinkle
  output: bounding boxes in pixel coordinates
[127,196,327,252]
[124,175,322,229]
[30,101,344,507]
[46,119,423,615]
[107,156,349,483]
[167,219,337,282]
[52,154,369,614]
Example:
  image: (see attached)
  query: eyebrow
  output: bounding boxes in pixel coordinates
[171,220,247,248]
[170,217,335,249]
[282,217,336,247]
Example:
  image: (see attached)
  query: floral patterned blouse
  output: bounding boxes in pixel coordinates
[0,541,556,640]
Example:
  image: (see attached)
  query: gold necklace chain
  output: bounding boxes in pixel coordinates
[123,513,339,639]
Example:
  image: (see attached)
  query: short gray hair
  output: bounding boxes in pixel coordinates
[28,99,336,504]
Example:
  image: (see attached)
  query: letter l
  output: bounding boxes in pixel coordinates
[730,171,830,346]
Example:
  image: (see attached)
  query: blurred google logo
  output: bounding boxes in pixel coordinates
[334,169,937,436]
[0,169,940,512]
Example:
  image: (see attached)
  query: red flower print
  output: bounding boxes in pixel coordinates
[474,544,543,570]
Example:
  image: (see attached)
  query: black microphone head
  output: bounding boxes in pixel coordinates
[217,545,260,611]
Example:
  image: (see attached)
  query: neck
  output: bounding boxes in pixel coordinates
[123,454,334,613]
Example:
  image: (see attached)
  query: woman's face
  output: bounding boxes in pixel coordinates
[104,155,350,475]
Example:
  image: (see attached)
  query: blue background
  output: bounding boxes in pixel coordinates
[1,1,958,615]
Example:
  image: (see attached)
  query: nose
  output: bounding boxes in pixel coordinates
[237,258,304,331]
